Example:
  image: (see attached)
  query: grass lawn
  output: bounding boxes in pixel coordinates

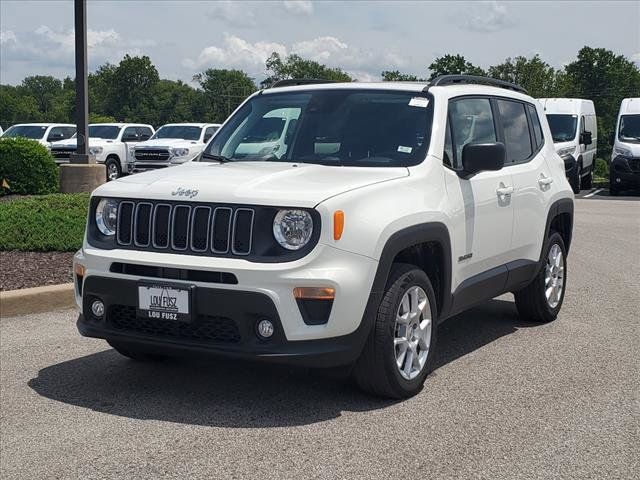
[0,193,89,251]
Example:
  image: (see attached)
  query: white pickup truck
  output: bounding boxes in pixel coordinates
[131,123,220,172]
[2,123,76,146]
[50,123,155,181]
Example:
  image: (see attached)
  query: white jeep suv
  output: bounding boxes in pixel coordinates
[74,76,574,398]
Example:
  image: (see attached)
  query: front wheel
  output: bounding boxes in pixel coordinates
[513,232,567,323]
[570,162,582,194]
[583,164,593,189]
[105,158,121,181]
[353,264,437,399]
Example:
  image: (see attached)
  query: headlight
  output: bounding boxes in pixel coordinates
[171,147,189,157]
[95,198,118,236]
[556,146,575,157]
[614,145,632,157]
[273,209,313,250]
[89,146,103,155]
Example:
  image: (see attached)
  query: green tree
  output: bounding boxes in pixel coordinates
[261,52,352,88]
[0,85,41,128]
[19,76,63,119]
[487,55,557,97]
[381,70,423,82]
[427,54,486,80]
[194,69,257,122]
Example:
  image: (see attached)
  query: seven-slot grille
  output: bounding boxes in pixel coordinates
[134,148,171,162]
[116,201,255,256]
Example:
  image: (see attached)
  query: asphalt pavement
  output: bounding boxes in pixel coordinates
[1,197,639,479]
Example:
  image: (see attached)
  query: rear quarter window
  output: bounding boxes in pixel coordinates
[527,104,544,149]
[497,99,533,163]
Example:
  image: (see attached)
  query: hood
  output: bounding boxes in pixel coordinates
[94,161,409,207]
[50,137,116,148]
[616,141,640,157]
[135,138,202,148]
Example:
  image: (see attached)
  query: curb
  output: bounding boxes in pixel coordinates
[0,283,75,318]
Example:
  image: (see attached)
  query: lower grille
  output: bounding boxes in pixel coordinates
[628,158,640,172]
[108,305,241,344]
[51,148,75,161]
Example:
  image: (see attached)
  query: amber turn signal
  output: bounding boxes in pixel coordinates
[293,287,336,300]
[74,263,85,277]
[333,210,345,240]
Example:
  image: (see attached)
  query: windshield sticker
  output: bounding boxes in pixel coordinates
[409,97,429,108]
[397,145,413,153]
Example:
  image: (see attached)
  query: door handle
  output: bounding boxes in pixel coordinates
[538,177,554,186]
[496,186,514,196]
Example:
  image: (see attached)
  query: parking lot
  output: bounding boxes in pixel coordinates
[1,196,638,479]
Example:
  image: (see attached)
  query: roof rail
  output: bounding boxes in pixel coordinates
[425,75,528,94]
[270,78,338,88]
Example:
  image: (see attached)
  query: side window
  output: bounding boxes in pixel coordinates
[64,127,76,139]
[47,127,68,142]
[443,118,453,168]
[579,116,586,134]
[138,127,153,140]
[203,126,218,142]
[527,104,544,149]
[122,127,139,142]
[497,99,533,163]
[449,97,497,169]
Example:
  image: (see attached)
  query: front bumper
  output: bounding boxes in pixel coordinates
[611,156,640,189]
[74,244,379,366]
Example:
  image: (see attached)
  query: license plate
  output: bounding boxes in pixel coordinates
[137,284,192,322]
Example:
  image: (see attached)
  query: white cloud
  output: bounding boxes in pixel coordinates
[283,0,314,16]
[0,30,17,45]
[185,33,408,81]
[207,1,257,28]
[631,52,640,65]
[454,1,516,33]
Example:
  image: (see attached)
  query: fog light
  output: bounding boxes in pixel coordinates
[91,299,105,318]
[616,177,621,183]
[257,319,274,339]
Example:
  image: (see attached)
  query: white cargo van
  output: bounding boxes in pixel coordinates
[539,98,597,193]
[610,97,640,195]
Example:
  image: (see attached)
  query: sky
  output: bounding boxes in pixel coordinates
[1,0,639,85]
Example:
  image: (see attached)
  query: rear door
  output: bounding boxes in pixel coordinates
[505,100,553,263]
[443,96,515,284]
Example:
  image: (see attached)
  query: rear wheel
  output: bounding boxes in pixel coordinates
[105,157,121,181]
[513,232,567,323]
[108,340,167,362]
[353,264,437,399]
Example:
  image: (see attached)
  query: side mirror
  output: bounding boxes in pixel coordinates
[460,142,505,178]
[580,131,593,146]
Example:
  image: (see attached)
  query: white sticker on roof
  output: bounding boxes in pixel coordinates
[409,97,429,108]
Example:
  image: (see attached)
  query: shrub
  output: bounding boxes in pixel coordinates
[0,193,89,251]
[594,158,609,180]
[0,137,58,195]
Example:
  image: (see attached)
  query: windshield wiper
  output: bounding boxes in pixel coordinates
[201,152,231,163]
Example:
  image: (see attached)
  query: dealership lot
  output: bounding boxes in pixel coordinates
[1,197,638,479]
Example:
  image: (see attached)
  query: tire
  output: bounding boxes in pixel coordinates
[105,157,121,182]
[107,340,167,362]
[570,162,582,194]
[609,178,620,196]
[513,232,567,323]
[582,164,593,189]
[353,263,438,399]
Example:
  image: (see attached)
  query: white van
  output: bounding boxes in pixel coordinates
[610,97,640,195]
[232,108,300,159]
[538,98,597,193]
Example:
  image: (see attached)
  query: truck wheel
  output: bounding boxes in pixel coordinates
[570,162,582,194]
[107,340,167,362]
[583,164,593,189]
[353,263,437,399]
[513,232,567,323]
[105,158,121,181]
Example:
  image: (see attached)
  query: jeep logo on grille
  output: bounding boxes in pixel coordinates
[171,187,199,198]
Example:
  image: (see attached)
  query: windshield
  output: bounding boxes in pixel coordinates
[152,125,203,141]
[88,125,121,139]
[546,114,577,143]
[619,115,640,143]
[2,125,47,139]
[202,89,433,167]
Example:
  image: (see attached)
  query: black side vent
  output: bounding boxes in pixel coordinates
[212,207,232,253]
[117,201,134,245]
[232,209,254,255]
[171,205,190,250]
